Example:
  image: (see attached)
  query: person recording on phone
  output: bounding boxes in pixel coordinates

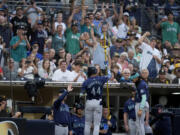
[10,25,31,67]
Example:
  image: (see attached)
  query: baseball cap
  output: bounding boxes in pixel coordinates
[71,22,78,27]
[163,59,170,65]
[123,12,129,17]
[114,52,120,57]
[16,6,23,11]
[159,69,166,75]
[116,38,123,43]
[17,25,26,30]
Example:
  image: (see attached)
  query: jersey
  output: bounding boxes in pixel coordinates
[99,115,117,135]
[99,116,109,135]
[123,98,136,120]
[135,79,149,103]
[53,91,72,130]
[71,114,85,135]
[81,76,109,100]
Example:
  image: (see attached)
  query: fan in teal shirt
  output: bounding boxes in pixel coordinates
[10,36,28,62]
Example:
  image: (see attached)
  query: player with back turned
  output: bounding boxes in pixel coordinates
[80,65,111,135]
[133,69,150,135]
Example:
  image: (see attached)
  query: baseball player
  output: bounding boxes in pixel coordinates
[123,87,136,135]
[53,84,73,135]
[133,69,150,135]
[99,105,117,135]
[80,66,111,135]
[71,102,85,135]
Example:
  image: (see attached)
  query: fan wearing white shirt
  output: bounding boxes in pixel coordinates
[138,32,162,79]
[71,61,87,82]
[52,60,72,82]
[53,12,66,35]
[116,4,130,39]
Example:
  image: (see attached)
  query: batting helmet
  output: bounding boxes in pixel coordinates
[87,67,97,77]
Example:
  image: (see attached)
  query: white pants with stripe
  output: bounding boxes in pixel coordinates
[84,99,102,135]
[135,102,149,135]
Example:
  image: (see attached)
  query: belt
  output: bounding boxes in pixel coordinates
[56,123,68,127]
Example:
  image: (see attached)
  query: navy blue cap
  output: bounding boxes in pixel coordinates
[71,22,78,27]
[17,25,26,30]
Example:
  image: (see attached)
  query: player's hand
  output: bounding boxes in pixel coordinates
[125,124,129,132]
[69,130,73,135]
[67,84,73,92]
[138,110,143,117]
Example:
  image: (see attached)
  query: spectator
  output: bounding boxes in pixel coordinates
[95,64,103,76]
[0,35,6,67]
[128,63,139,81]
[91,32,111,71]
[71,61,87,82]
[31,20,48,54]
[52,60,72,82]
[156,11,180,46]
[153,68,170,84]
[134,44,142,63]
[38,51,56,71]
[65,8,83,56]
[111,53,120,66]
[117,4,130,39]
[109,71,118,83]
[138,32,162,79]
[119,68,132,82]
[65,53,73,71]
[110,38,124,58]
[3,58,18,80]
[24,0,43,27]
[0,95,21,118]
[53,12,66,34]
[52,24,66,55]
[27,43,43,61]
[0,14,12,48]
[49,48,56,63]
[18,58,38,80]
[11,6,31,36]
[81,11,93,34]
[165,0,179,18]
[55,48,66,65]
[127,49,139,68]
[117,52,129,72]
[38,59,53,80]
[172,61,180,84]
[10,25,31,65]
[104,3,118,29]
[111,64,121,82]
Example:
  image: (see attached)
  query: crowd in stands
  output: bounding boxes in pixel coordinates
[0,0,179,84]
